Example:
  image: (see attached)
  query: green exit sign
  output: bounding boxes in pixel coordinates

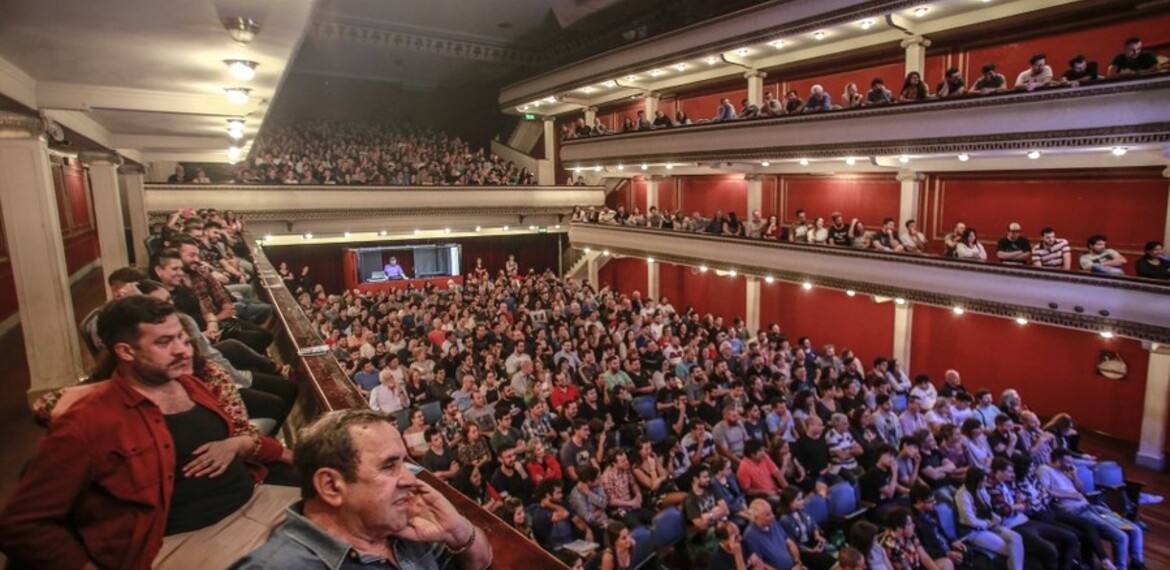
[524,113,536,120]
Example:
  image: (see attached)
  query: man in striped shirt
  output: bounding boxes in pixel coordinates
[1031,227,1072,269]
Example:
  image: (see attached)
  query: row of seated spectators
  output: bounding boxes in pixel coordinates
[572,205,1170,281]
[312,254,1155,569]
[218,120,538,186]
[562,37,1168,140]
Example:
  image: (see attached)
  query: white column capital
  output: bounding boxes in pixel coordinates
[744,174,764,182]
[586,106,598,113]
[643,91,661,101]
[649,174,667,182]
[118,162,147,175]
[0,112,45,139]
[744,70,767,80]
[896,169,924,182]
[78,150,123,167]
[1161,165,1170,178]
[901,36,931,49]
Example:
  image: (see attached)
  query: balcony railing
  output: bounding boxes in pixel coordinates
[560,74,1170,165]
[569,223,1170,343]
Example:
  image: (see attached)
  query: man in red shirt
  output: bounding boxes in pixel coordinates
[548,371,580,412]
[736,439,787,504]
[0,296,296,569]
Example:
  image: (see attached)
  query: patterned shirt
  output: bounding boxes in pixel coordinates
[185,263,234,314]
[1032,238,1071,268]
[880,530,925,570]
[599,466,638,509]
[522,413,555,443]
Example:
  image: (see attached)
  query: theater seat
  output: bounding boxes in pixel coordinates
[827,482,867,522]
[803,493,830,527]
[421,400,442,425]
[644,418,668,445]
[651,507,685,547]
[632,395,658,420]
[630,525,655,568]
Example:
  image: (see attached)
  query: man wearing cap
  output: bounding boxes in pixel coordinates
[973,64,1007,94]
[996,223,1032,266]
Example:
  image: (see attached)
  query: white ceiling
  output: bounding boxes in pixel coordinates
[0,0,315,164]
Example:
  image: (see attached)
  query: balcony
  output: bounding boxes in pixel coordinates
[560,75,1170,167]
[568,223,1170,343]
[144,183,604,237]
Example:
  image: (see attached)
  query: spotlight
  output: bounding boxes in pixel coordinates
[895,297,907,305]
[641,164,648,171]
[224,87,251,104]
[223,17,260,44]
[898,155,910,164]
[859,19,874,30]
[734,48,749,56]
[1015,317,1028,325]
[706,56,719,65]
[799,158,809,166]
[584,247,591,253]
[474,226,482,232]
[303,232,313,240]
[649,69,664,77]
[914,6,930,17]
[769,40,785,49]
[674,63,689,71]
[764,276,774,284]
[845,157,856,166]
[263,234,272,241]
[953,307,965,315]
[502,225,510,231]
[227,118,246,139]
[1027,150,1041,160]
[646,257,655,263]
[225,60,258,81]
[813,31,826,40]
[665,164,674,170]
[1100,331,1114,339]
[593,166,602,172]
[728,270,738,277]
[602,250,610,256]
[343,231,351,238]
[444,228,451,234]
[413,229,421,235]
[846,290,856,297]
[699,265,708,272]
[802,282,813,290]
[1111,146,1127,156]
[617,164,624,171]
[379,230,388,236]
[227,145,242,162]
[958,153,970,162]
[761,161,770,167]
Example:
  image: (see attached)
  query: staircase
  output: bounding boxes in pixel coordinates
[506,119,545,155]
[565,248,605,283]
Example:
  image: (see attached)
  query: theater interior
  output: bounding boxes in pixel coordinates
[0,0,1169,568]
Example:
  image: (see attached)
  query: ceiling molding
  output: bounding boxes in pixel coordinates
[41,109,113,150]
[37,82,266,117]
[110,134,231,150]
[0,54,37,110]
[308,20,541,67]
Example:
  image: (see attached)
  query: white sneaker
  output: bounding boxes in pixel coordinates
[1138,492,1163,505]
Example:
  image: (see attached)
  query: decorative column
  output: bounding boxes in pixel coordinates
[586,256,600,290]
[1162,166,1170,247]
[0,113,84,400]
[901,36,931,78]
[896,169,923,226]
[744,276,761,336]
[645,175,662,211]
[646,259,659,301]
[745,71,767,106]
[745,174,763,217]
[892,302,913,371]
[542,117,558,185]
[80,151,128,296]
[644,93,659,119]
[1137,343,1170,470]
[119,163,150,267]
[584,106,598,127]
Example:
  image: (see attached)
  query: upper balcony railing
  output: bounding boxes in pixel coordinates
[569,222,1170,343]
[560,74,1170,167]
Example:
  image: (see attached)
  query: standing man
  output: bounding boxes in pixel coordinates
[232,409,492,569]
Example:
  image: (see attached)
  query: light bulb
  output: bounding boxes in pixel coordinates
[958,153,970,162]
[225,60,258,81]
[898,155,910,164]
[224,87,251,104]
[1027,150,1041,160]
[1111,147,1127,156]
[802,282,813,290]
[799,158,809,166]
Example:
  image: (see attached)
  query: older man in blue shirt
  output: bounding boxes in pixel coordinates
[742,499,800,570]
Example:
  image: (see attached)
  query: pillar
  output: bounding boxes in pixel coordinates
[892,303,913,371]
[0,113,84,399]
[745,71,767,106]
[80,151,128,297]
[901,36,931,78]
[746,174,763,217]
[586,256,600,290]
[120,163,150,267]
[897,169,923,226]
[646,175,662,211]
[542,117,558,185]
[646,260,659,301]
[1162,166,1170,248]
[1137,343,1170,470]
[744,276,760,336]
[644,93,659,119]
[584,106,598,127]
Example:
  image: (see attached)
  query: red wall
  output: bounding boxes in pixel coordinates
[783,175,901,227]
[759,283,895,366]
[657,262,747,321]
[598,257,649,297]
[677,175,748,217]
[784,60,904,104]
[910,306,1148,443]
[675,80,748,121]
[922,169,1168,260]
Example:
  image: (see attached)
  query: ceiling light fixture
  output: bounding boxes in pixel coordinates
[580,86,596,94]
[646,257,655,263]
[263,234,273,242]
[649,69,664,77]
[665,163,674,170]
[444,228,451,234]
[225,59,259,81]
[602,249,610,256]
[761,161,770,167]
[769,40,785,49]
[728,269,738,277]
[813,31,827,40]
[799,158,810,166]
[953,306,965,315]
[602,80,618,88]
[706,56,720,65]
[343,231,351,238]
[617,164,625,171]
[303,232,313,240]
[227,118,245,139]
[958,153,970,162]
[625,75,638,81]
[502,225,510,231]
[764,276,775,284]
[674,63,689,71]
[413,229,421,235]
[802,281,813,290]
[895,297,907,305]
[846,290,857,297]
[593,165,602,172]
[898,154,910,164]
[641,164,648,171]
[914,6,930,17]
[223,17,260,44]
[859,19,875,30]
[845,157,856,165]
[1027,150,1041,160]
[227,144,242,162]
[379,230,388,236]
[699,265,708,272]
[1111,146,1128,156]
[224,87,251,104]
[1100,331,1114,339]
[734,48,750,56]
[1015,317,1028,325]
[475,226,482,232]
[584,247,591,253]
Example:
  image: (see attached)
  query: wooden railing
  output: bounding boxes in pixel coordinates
[247,233,569,569]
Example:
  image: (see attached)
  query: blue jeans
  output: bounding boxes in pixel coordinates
[1070,505,1142,569]
[1088,264,1125,275]
[965,527,1025,570]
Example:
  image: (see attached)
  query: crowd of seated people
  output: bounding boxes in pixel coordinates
[572,205,1170,281]
[290,250,1156,569]
[564,37,1167,138]
[230,120,537,186]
